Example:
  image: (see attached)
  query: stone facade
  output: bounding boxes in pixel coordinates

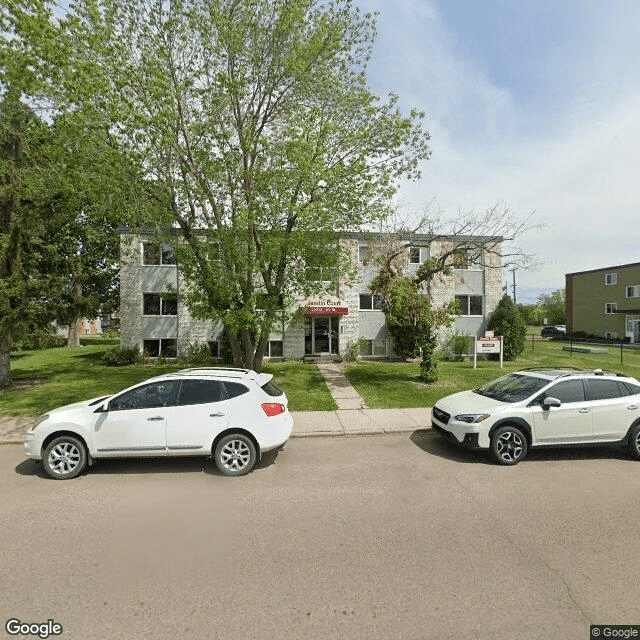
[120,231,503,359]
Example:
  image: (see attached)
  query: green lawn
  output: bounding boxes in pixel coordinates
[345,339,640,409]
[0,343,336,416]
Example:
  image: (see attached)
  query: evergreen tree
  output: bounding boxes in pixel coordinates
[488,294,527,360]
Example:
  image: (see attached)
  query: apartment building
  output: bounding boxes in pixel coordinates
[119,230,503,359]
[566,262,640,343]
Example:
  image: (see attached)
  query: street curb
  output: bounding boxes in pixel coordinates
[0,427,432,447]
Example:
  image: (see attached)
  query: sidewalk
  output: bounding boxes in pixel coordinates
[0,363,431,445]
[0,408,431,445]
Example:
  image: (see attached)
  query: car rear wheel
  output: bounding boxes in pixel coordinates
[43,435,88,480]
[490,426,528,465]
[214,434,257,477]
[629,425,640,460]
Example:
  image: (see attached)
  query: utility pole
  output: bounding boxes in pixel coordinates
[510,268,517,304]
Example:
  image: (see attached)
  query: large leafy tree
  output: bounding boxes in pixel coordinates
[5,0,432,371]
[0,88,58,387]
[538,289,565,325]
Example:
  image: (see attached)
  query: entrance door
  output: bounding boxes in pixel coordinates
[305,316,340,355]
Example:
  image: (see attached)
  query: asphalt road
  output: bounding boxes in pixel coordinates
[1,432,639,640]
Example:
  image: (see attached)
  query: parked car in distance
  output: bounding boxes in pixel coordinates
[431,368,640,465]
[24,368,293,479]
[541,324,566,338]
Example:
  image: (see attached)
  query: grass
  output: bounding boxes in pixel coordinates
[0,342,336,416]
[344,339,640,409]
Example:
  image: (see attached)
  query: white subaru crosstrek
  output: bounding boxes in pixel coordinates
[431,368,640,465]
[24,368,293,479]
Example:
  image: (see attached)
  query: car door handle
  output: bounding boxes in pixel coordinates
[210,412,225,417]
[147,416,164,421]
[628,405,639,410]
[578,408,590,413]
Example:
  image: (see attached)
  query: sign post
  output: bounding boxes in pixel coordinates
[474,332,503,369]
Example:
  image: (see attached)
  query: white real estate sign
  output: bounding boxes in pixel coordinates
[474,334,503,369]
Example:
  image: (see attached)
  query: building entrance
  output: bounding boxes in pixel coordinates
[305,316,339,355]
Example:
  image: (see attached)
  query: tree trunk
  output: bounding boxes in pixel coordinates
[0,333,12,389]
[252,336,269,373]
[67,318,82,348]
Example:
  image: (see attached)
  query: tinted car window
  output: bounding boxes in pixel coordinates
[224,382,249,399]
[178,380,227,405]
[586,379,621,401]
[544,380,585,403]
[622,382,640,396]
[475,374,548,403]
[111,381,179,410]
[261,381,284,397]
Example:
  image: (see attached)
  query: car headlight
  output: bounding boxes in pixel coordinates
[454,413,490,424]
[31,414,49,431]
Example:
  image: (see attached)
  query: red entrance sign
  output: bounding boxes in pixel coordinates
[307,306,348,316]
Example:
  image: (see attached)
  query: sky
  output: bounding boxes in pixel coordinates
[355,0,640,303]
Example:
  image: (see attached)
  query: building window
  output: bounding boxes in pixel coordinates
[143,293,177,316]
[358,245,371,263]
[604,303,617,314]
[604,332,618,339]
[267,340,284,357]
[626,285,640,298]
[455,295,483,316]
[453,248,482,270]
[142,242,175,265]
[142,338,177,357]
[208,341,220,358]
[359,339,387,357]
[605,273,617,285]
[359,293,383,310]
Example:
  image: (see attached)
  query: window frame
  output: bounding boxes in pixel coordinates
[455,294,484,316]
[142,242,176,266]
[605,273,617,285]
[358,338,388,357]
[359,293,383,311]
[358,245,371,263]
[604,302,617,315]
[267,340,284,357]
[142,338,177,358]
[626,285,640,298]
[143,293,178,316]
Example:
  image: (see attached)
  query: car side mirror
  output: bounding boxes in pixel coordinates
[542,396,561,409]
[94,401,110,414]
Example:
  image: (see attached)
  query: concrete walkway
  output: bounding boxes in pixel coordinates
[315,361,367,410]
[0,408,431,445]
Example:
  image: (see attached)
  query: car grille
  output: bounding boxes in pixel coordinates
[432,406,450,425]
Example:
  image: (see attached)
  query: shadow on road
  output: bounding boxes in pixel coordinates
[15,448,280,479]
[410,428,633,464]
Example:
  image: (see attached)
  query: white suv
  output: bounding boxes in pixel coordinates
[24,368,293,479]
[431,368,640,465]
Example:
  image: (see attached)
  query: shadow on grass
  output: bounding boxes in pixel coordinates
[15,449,280,479]
[410,429,634,465]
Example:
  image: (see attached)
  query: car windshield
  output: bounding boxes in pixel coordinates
[474,374,549,403]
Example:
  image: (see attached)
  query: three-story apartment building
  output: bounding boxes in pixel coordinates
[119,230,503,359]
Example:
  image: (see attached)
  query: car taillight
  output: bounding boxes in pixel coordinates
[261,403,285,417]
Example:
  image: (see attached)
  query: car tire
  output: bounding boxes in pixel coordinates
[628,424,640,460]
[490,425,528,465]
[214,434,257,477]
[42,435,88,480]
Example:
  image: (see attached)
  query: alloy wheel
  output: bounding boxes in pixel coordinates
[496,431,524,463]
[219,439,252,472]
[48,442,82,476]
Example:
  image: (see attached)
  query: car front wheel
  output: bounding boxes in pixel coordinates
[490,426,528,465]
[214,434,257,477]
[629,424,640,460]
[43,435,88,480]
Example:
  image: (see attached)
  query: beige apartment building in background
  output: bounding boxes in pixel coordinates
[566,262,640,343]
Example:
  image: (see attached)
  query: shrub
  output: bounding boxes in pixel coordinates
[102,346,140,366]
[418,331,438,383]
[15,331,67,350]
[344,338,367,362]
[488,295,526,360]
[441,330,471,362]
[177,343,212,366]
